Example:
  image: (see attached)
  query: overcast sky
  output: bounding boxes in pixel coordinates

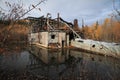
[0,0,120,26]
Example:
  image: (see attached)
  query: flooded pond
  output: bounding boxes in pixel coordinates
[0,44,120,80]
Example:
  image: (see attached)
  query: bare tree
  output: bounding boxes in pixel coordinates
[0,0,46,44]
[113,0,120,23]
[113,0,120,16]
[2,1,24,20]
[1,0,46,20]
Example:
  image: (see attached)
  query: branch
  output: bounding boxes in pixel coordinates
[17,0,46,20]
[113,0,120,16]
[114,15,120,24]
[2,0,46,44]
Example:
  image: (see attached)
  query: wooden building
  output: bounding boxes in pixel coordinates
[28,13,70,48]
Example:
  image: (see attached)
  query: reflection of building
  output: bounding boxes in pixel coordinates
[27,46,120,80]
[28,46,70,64]
[27,46,82,79]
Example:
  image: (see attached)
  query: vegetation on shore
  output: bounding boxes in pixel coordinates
[80,18,120,43]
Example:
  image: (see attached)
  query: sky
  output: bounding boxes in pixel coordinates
[0,0,120,26]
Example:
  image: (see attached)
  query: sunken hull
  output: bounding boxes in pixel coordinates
[71,38,120,58]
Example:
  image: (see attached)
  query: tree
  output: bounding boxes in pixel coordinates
[112,21,120,42]
[1,0,46,20]
[0,0,46,44]
[113,0,120,23]
[113,0,120,16]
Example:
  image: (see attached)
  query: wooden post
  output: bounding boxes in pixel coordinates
[57,13,60,29]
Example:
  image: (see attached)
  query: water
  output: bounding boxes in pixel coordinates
[0,45,120,80]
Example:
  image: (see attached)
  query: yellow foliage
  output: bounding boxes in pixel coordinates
[81,18,120,42]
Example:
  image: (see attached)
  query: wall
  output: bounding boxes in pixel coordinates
[29,31,69,48]
[58,32,66,46]
[48,32,59,43]
[28,33,39,43]
[39,32,48,47]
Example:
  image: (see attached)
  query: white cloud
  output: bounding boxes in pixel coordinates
[1,0,120,25]
[38,0,114,24]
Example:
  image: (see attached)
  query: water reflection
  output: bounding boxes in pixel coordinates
[27,46,120,80]
[0,45,120,80]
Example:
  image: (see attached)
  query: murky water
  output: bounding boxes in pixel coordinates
[0,45,120,80]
